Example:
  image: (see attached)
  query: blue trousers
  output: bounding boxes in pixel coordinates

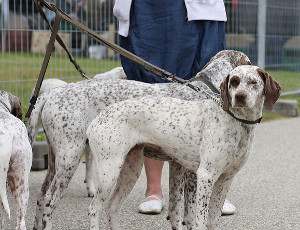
[120,0,226,83]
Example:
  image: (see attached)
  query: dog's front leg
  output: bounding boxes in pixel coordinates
[194,166,219,230]
[183,170,197,229]
[207,173,234,229]
[168,161,186,230]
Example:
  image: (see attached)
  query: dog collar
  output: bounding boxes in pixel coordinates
[226,110,262,125]
[188,75,263,125]
[0,100,10,113]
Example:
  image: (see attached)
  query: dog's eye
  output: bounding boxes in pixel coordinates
[248,80,257,85]
[230,76,240,87]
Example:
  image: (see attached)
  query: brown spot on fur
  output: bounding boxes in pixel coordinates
[257,69,281,109]
[220,75,230,111]
[9,94,22,120]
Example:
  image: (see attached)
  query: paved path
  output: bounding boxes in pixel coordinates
[5,118,300,230]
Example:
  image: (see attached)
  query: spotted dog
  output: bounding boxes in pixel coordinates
[30,67,126,186]
[28,50,250,230]
[0,91,32,230]
[86,66,281,230]
[33,67,126,97]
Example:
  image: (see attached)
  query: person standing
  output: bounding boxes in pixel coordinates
[113,0,236,215]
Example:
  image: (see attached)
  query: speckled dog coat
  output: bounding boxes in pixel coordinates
[0,91,32,230]
[28,50,251,230]
[86,65,281,230]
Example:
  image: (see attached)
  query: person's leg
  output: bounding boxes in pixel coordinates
[137,157,164,214]
[120,36,165,213]
[144,157,164,197]
[119,0,208,215]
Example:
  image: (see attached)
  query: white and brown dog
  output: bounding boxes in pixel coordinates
[28,50,251,230]
[86,66,281,230]
[0,91,32,230]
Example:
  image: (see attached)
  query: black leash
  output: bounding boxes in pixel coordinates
[26,0,204,118]
[33,0,88,80]
[26,0,262,125]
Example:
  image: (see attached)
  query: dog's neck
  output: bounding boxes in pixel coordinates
[189,61,233,91]
[188,78,220,95]
[228,102,264,124]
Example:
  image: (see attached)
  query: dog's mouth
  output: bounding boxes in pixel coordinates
[233,101,247,108]
[232,93,248,108]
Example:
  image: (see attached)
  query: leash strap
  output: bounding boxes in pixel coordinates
[25,13,61,118]
[34,0,88,80]
[27,0,263,125]
[37,1,191,85]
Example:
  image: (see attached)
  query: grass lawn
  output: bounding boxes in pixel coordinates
[0,52,299,122]
[0,52,120,112]
[262,70,300,122]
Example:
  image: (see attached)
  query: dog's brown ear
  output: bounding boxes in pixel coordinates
[9,94,22,120]
[220,75,230,111]
[239,56,252,66]
[257,68,281,110]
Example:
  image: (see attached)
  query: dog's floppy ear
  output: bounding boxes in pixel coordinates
[9,94,22,120]
[239,56,252,66]
[257,68,281,110]
[220,75,230,111]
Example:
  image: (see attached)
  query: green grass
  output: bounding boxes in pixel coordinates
[262,70,300,121]
[269,70,300,92]
[0,52,120,112]
[0,52,299,122]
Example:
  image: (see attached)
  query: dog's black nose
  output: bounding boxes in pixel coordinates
[235,93,246,103]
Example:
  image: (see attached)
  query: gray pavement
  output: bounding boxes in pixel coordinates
[4,118,300,230]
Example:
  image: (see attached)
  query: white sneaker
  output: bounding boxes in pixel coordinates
[222,199,236,215]
[138,195,164,214]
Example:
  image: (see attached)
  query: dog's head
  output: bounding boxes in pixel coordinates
[0,90,22,119]
[220,65,281,111]
[193,50,252,87]
[209,50,252,67]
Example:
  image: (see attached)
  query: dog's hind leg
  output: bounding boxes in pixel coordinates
[85,147,97,197]
[168,162,186,230]
[107,145,144,230]
[89,144,142,230]
[207,174,234,230]
[38,146,84,230]
[8,154,31,230]
[34,145,55,230]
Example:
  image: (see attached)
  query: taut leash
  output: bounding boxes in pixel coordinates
[26,0,208,118]
[26,0,262,125]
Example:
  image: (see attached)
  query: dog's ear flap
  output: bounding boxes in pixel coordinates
[257,68,281,110]
[239,56,252,66]
[220,75,230,111]
[9,94,22,120]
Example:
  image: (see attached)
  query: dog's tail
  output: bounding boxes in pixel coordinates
[0,131,11,219]
[27,93,48,145]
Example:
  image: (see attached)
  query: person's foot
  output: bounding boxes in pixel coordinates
[138,195,164,214]
[222,199,236,215]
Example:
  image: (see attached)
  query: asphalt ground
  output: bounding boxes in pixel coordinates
[4,118,300,230]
